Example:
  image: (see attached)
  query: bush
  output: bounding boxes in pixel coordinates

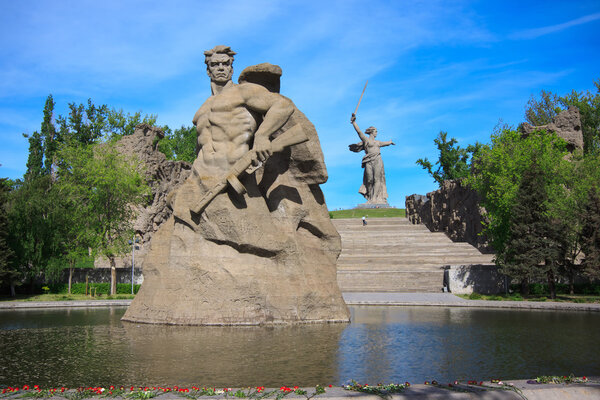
[509,283,600,296]
[47,282,140,295]
[468,292,482,300]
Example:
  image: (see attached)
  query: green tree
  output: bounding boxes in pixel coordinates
[41,95,59,176]
[0,178,19,296]
[56,98,158,145]
[467,127,569,262]
[524,90,560,126]
[416,131,481,186]
[158,125,197,163]
[524,79,600,154]
[547,151,600,292]
[105,109,158,139]
[56,142,150,294]
[56,100,108,145]
[497,160,555,296]
[560,80,600,154]
[580,186,600,280]
[6,175,64,291]
[23,131,44,182]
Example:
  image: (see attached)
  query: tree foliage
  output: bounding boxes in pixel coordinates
[0,179,18,295]
[467,127,569,258]
[56,142,150,294]
[1,95,156,294]
[524,78,600,154]
[416,131,481,186]
[5,175,64,288]
[496,158,563,297]
[56,99,158,146]
[158,125,197,163]
[524,90,561,126]
[560,80,600,154]
[580,186,600,280]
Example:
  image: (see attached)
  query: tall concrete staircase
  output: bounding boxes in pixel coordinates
[332,217,494,293]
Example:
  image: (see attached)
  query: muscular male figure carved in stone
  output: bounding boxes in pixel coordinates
[350,114,394,205]
[123,46,349,325]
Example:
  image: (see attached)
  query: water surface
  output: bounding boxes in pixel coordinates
[0,306,598,386]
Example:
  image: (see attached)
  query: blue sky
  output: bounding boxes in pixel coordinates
[1,0,599,210]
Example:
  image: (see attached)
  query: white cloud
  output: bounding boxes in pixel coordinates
[510,12,600,40]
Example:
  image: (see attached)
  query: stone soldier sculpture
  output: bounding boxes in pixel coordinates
[349,113,395,206]
[123,46,349,325]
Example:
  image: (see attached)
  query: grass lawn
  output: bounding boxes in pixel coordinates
[458,293,600,303]
[329,208,405,219]
[0,293,135,302]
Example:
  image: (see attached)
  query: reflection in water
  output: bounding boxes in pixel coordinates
[1,306,599,387]
[120,322,344,386]
[343,306,600,384]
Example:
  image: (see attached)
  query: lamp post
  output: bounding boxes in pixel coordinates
[129,235,141,295]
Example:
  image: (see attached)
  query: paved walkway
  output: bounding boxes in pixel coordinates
[343,292,600,312]
[2,293,599,312]
[0,299,131,309]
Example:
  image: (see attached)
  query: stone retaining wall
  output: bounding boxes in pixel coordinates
[444,264,507,295]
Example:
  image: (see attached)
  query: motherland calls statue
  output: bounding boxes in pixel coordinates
[349,113,394,206]
[122,45,349,325]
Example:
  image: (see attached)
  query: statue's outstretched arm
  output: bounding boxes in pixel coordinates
[351,113,367,143]
[379,140,395,147]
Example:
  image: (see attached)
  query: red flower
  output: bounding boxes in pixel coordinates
[328,385,332,388]
[109,386,115,390]
[23,385,29,391]
[293,386,299,390]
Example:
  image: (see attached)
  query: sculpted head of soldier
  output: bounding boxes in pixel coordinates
[204,45,236,84]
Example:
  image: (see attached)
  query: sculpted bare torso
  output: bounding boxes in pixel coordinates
[192,81,293,173]
[192,83,259,171]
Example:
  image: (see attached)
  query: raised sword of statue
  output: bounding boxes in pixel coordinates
[352,80,368,117]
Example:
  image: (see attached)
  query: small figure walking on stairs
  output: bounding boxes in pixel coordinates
[362,216,367,226]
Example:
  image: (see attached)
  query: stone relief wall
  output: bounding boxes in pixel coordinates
[406,180,491,252]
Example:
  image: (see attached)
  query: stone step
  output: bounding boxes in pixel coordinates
[338,246,488,255]
[338,255,493,264]
[337,271,445,293]
[334,217,491,293]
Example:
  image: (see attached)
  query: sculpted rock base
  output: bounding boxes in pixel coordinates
[122,163,349,325]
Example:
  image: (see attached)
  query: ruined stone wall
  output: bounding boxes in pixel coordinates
[406,180,491,252]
